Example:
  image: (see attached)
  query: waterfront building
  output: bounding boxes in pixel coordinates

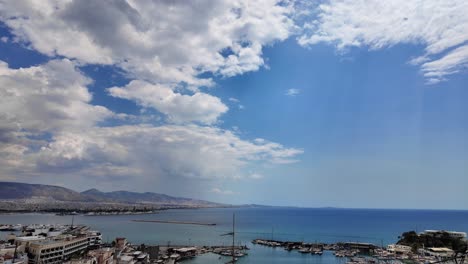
[422,230,467,240]
[419,247,454,258]
[387,244,412,254]
[14,236,45,253]
[174,247,197,259]
[339,242,377,253]
[26,235,90,264]
[85,231,102,248]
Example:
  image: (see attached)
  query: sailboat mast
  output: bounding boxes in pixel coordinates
[232,213,235,263]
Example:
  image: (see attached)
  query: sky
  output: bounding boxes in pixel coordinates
[0,0,467,209]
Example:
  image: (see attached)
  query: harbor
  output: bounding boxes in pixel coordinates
[1,208,468,264]
[251,235,468,264]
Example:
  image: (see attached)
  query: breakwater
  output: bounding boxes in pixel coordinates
[132,219,216,226]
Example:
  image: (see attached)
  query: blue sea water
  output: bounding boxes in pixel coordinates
[1,207,467,263]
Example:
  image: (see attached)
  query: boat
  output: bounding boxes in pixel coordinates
[0,224,22,231]
[311,248,323,255]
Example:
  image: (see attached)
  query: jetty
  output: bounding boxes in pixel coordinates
[132,219,216,226]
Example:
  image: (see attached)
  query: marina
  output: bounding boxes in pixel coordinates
[1,208,468,263]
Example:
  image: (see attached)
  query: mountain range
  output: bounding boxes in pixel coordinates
[0,181,220,208]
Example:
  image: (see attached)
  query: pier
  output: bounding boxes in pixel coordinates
[132,219,216,226]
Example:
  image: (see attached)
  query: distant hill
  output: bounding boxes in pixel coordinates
[0,182,94,202]
[0,182,220,207]
[80,188,217,206]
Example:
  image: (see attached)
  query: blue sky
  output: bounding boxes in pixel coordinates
[0,1,467,209]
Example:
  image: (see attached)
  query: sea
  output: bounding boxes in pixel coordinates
[1,207,467,263]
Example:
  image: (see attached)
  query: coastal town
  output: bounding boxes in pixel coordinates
[0,223,248,264]
[252,229,468,263]
[0,223,466,264]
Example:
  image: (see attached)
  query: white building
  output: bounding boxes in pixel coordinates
[387,244,412,254]
[423,230,467,240]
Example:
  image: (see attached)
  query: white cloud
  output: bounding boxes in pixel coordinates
[0,1,304,190]
[34,125,302,180]
[0,60,302,181]
[0,59,114,175]
[298,0,468,83]
[285,88,300,96]
[228,97,245,110]
[108,80,228,124]
[211,188,237,195]
[0,59,112,135]
[0,0,294,87]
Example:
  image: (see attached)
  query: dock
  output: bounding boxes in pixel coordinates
[132,219,216,226]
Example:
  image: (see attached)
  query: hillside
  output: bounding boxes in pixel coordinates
[80,188,217,206]
[0,182,220,209]
[0,182,93,202]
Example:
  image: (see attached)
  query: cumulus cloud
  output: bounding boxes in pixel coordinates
[0,0,294,87]
[108,80,228,124]
[34,125,303,180]
[0,59,114,176]
[0,59,112,136]
[0,58,302,181]
[0,1,303,190]
[298,0,468,83]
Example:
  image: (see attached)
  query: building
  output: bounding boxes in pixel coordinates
[86,232,102,248]
[339,242,377,253]
[64,256,97,264]
[419,247,454,258]
[116,255,134,264]
[423,230,467,240]
[114,238,127,251]
[0,254,28,264]
[26,235,89,264]
[143,246,159,260]
[88,248,114,264]
[387,244,412,254]
[174,247,197,259]
[14,237,45,254]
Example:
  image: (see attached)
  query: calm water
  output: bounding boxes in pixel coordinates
[1,207,467,263]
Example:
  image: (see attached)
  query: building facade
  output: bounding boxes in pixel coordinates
[27,236,89,264]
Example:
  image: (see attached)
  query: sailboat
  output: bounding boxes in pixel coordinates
[221,213,238,264]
